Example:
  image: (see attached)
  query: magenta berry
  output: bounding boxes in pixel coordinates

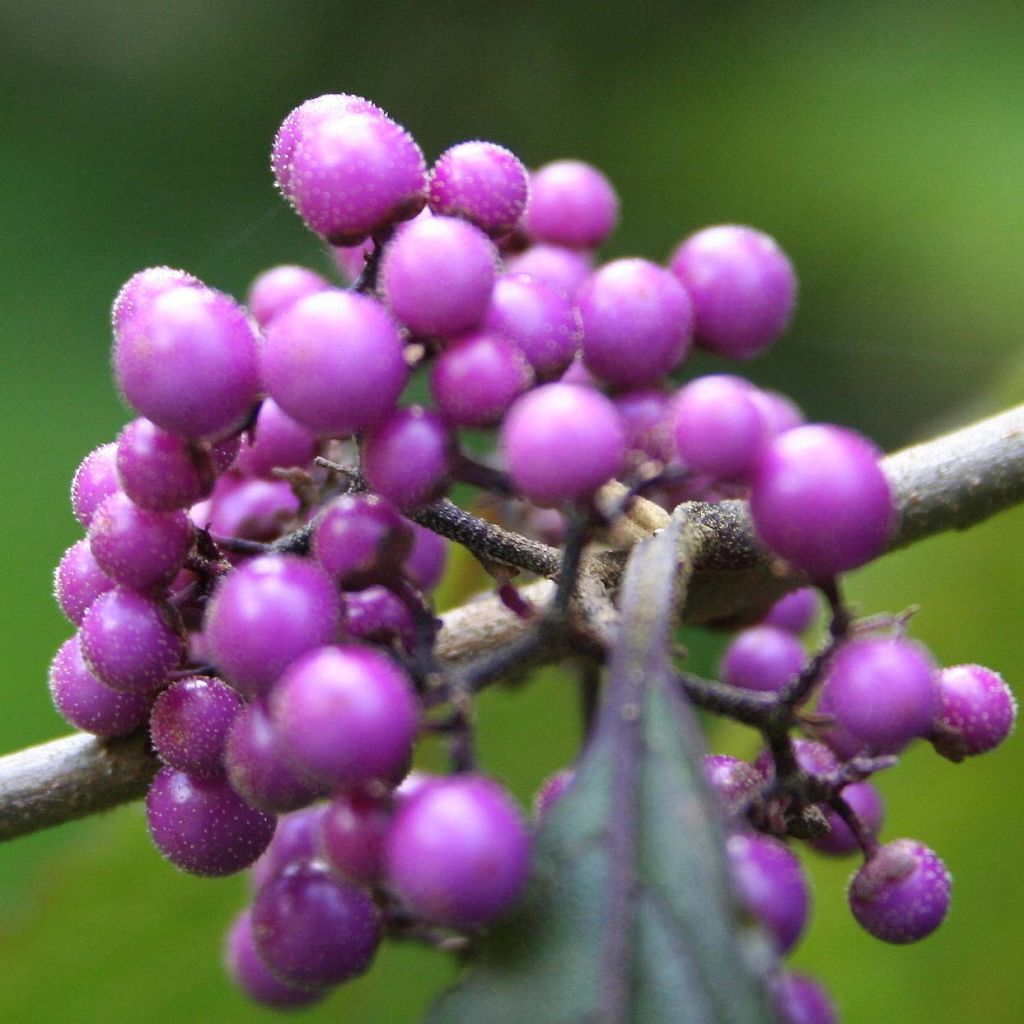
[524,160,618,248]
[250,805,327,892]
[720,625,805,693]
[501,382,626,506]
[246,264,331,328]
[71,443,120,529]
[810,781,885,857]
[116,417,214,512]
[702,755,764,814]
[54,539,113,625]
[669,224,797,359]
[386,775,531,927]
[848,839,951,943]
[763,587,819,634]
[750,424,893,579]
[405,521,447,591]
[204,474,300,543]
[233,399,319,478]
[342,585,417,651]
[933,664,1017,757]
[614,388,674,464]
[111,266,202,335]
[771,972,839,1024]
[319,792,392,886]
[505,243,593,296]
[312,494,412,589]
[150,676,242,778]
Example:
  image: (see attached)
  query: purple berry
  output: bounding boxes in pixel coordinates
[224,909,325,1009]
[113,285,261,441]
[146,766,276,877]
[933,664,1017,757]
[702,755,763,814]
[524,160,618,249]
[483,273,582,381]
[771,972,838,1024]
[361,406,454,510]
[312,494,413,589]
[429,141,529,238]
[505,244,593,296]
[49,635,150,737]
[577,258,693,390]
[430,330,533,427]
[848,839,951,943]
[320,792,392,886]
[614,388,674,464]
[71,443,119,529]
[750,424,893,579]
[404,522,447,591]
[754,739,840,782]
[79,589,183,693]
[501,383,626,506]
[810,781,885,857]
[342,585,416,651]
[726,832,809,955]
[204,555,341,699]
[672,375,767,481]
[111,266,202,335]
[116,418,214,512]
[150,676,242,778]
[532,768,575,819]
[669,225,797,359]
[54,539,114,625]
[763,587,819,634]
[226,701,322,814]
[386,775,531,927]
[750,388,805,438]
[234,399,320,478]
[204,474,300,543]
[250,805,328,892]
[87,492,192,592]
[819,636,937,754]
[380,214,498,337]
[246,264,331,328]
[261,289,408,437]
[271,645,418,791]
[251,861,381,988]
[720,625,805,693]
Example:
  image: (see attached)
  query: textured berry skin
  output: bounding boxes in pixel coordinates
[532,768,575,819]
[701,755,764,814]
[505,244,593,296]
[763,587,819,634]
[146,766,276,877]
[669,225,797,359]
[79,589,183,693]
[116,418,214,512]
[501,383,626,506]
[320,792,392,886]
[71,443,120,529]
[810,781,885,857]
[386,775,532,927]
[312,494,412,589]
[771,972,839,1024]
[361,406,454,510]
[234,399,320,478]
[726,833,809,955]
[261,289,408,438]
[720,625,805,693]
[49,635,150,737]
[430,330,533,427]
[524,160,618,248]
[111,266,202,335]
[224,909,325,1009]
[672,375,767,481]
[204,555,340,699]
[251,861,381,989]
[150,676,242,778]
[483,273,582,381]
[380,214,498,337]
[819,636,937,754]
[113,285,261,441]
[246,264,332,328]
[271,645,418,791]
[750,424,893,579]
[429,141,530,238]
[250,805,327,892]
[54,539,113,625]
[848,839,951,943]
[577,258,693,390]
[933,664,1017,757]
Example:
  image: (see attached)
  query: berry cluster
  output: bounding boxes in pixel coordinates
[45,92,1017,1019]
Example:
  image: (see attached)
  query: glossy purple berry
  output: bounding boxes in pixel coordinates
[533,768,575,819]
[312,494,413,589]
[750,388,804,438]
[430,330,533,427]
[933,664,1017,758]
[204,555,340,699]
[721,625,805,693]
[262,289,409,438]
[246,264,332,328]
[819,636,937,754]
[113,285,261,441]
[71,443,119,529]
[763,587,819,634]
[250,805,328,892]
[88,492,192,591]
[810,781,885,857]
[204,474,300,544]
[234,399,320,478]
[577,258,693,390]
[49,635,150,737]
[672,375,767,481]
[524,160,618,249]
[362,406,454,510]
[224,909,325,1009]
[342,585,416,651]
[271,645,418,791]
[727,833,809,955]
[111,266,202,335]
[405,522,447,591]
[386,775,531,927]
[750,424,893,579]
[380,214,498,337]
[429,141,529,238]
[669,225,797,359]
[54,539,114,625]
[320,792,392,886]
[150,676,242,778]
[79,589,183,693]
[505,244,593,296]
[848,839,951,943]
[251,861,381,989]
[771,972,838,1024]
[501,382,626,506]
[116,417,214,512]
[702,755,764,814]
[146,766,276,877]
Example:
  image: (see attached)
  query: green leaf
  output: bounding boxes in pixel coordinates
[427,515,776,1023]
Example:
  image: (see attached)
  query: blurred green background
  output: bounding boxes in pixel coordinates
[2,1,1023,1020]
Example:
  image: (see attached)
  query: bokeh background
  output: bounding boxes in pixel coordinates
[2,1,1023,1020]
